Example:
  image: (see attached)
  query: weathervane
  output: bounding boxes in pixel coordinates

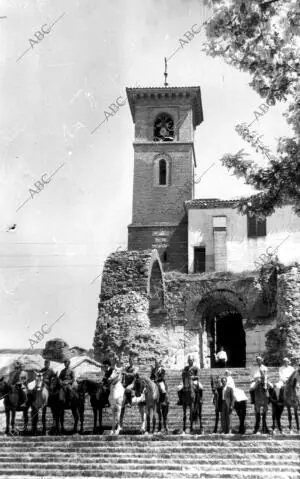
[164,57,168,87]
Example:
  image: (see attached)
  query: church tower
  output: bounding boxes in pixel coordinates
[126,79,203,272]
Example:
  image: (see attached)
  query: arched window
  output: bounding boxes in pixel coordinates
[159,159,167,185]
[153,113,174,142]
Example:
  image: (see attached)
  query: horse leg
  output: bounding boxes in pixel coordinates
[120,402,126,430]
[31,407,38,435]
[189,404,193,433]
[42,407,47,434]
[213,410,219,433]
[110,406,115,435]
[93,407,97,433]
[139,405,146,434]
[163,404,169,433]
[60,409,65,434]
[115,405,122,435]
[183,404,187,433]
[79,404,84,435]
[11,410,16,435]
[157,404,162,432]
[99,408,103,435]
[276,405,283,433]
[72,407,79,434]
[262,410,269,434]
[199,404,203,433]
[253,410,260,434]
[271,404,276,432]
[287,406,292,431]
[5,410,10,435]
[152,407,156,434]
[294,408,299,432]
[23,408,29,434]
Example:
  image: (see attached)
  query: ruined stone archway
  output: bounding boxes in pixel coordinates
[94,249,166,362]
[194,289,247,368]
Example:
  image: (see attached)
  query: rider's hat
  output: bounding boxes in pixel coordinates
[187,354,194,361]
[283,357,290,363]
[103,358,111,366]
[256,355,263,361]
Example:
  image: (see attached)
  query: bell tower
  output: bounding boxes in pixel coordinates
[126,81,203,272]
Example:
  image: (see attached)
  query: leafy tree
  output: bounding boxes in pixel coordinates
[203,0,300,218]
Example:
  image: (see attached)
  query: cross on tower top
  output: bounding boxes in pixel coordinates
[164,57,168,87]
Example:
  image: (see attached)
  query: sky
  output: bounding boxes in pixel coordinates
[0,0,293,350]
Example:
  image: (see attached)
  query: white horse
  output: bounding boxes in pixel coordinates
[107,367,124,435]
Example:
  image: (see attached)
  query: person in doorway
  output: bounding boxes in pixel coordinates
[220,376,234,434]
[275,357,294,402]
[215,347,227,368]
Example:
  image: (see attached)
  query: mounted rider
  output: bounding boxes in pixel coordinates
[58,359,76,405]
[102,358,114,407]
[8,360,28,408]
[150,358,167,402]
[274,357,294,403]
[122,354,139,407]
[249,356,270,404]
[177,355,203,406]
[40,359,55,389]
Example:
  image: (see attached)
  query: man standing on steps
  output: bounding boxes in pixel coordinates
[122,353,139,407]
[220,376,234,434]
[249,356,268,404]
[215,347,227,368]
[274,357,294,402]
[177,355,202,406]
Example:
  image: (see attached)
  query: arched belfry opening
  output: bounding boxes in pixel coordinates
[196,290,247,368]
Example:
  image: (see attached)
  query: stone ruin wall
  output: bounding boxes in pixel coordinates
[93,249,300,369]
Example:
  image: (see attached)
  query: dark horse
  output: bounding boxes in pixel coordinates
[181,375,203,434]
[252,373,270,434]
[211,375,247,434]
[77,379,107,434]
[270,369,300,433]
[0,377,30,435]
[49,375,84,434]
[29,372,52,435]
[132,375,168,434]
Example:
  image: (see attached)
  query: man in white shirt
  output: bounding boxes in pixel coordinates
[215,347,227,368]
[275,357,294,401]
[249,356,268,404]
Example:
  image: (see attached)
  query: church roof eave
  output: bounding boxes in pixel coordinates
[126,86,203,128]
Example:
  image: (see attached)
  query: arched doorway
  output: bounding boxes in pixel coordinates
[197,291,246,368]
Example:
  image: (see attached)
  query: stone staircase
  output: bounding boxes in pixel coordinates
[0,435,299,478]
[0,367,299,478]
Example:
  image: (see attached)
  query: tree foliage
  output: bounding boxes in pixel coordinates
[203,0,300,217]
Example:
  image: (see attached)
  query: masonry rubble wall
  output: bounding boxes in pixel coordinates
[93,249,300,369]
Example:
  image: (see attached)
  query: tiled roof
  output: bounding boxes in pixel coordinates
[185,198,238,209]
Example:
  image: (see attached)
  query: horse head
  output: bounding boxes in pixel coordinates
[108,367,123,386]
[35,372,44,392]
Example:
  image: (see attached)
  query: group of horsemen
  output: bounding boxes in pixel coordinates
[3,353,296,432]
